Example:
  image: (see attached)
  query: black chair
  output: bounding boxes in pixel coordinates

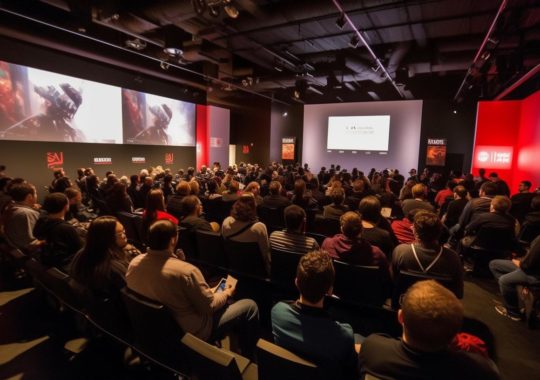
[518,222,540,247]
[312,214,340,236]
[202,197,226,224]
[305,232,327,246]
[92,196,112,216]
[120,287,188,373]
[391,270,455,309]
[256,339,321,380]
[258,206,285,231]
[196,229,227,268]
[181,333,257,380]
[271,248,303,294]
[221,200,236,220]
[177,226,198,259]
[223,240,268,278]
[332,260,386,306]
[465,227,515,275]
[116,211,144,248]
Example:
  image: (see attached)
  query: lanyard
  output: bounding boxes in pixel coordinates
[411,244,443,274]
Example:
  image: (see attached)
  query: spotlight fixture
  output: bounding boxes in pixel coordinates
[293,89,301,99]
[335,13,346,29]
[282,112,288,117]
[125,38,147,51]
[349,34,360,49]
[224,4,239,18]
[160,61,170,70]
[192,0,240,19]
[164,47,183,57]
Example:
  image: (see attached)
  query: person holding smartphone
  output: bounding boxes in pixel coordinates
[126,220,259,358]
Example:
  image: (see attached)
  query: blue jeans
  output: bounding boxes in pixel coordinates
[489,259,540,317]
[212,299,259,358]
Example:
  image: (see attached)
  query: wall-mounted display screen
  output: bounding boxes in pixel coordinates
[122,89,195,146]
[327,115,390,151]
[0,59,196,146]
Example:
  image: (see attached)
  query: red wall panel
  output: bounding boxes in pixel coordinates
[196,104,209,169]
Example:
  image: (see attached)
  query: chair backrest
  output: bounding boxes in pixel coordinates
[177,226,198,259]
[116,211,144,245]
[518,222,540,245]
[224,239,267,278]
[258,206,285,230]
[473,226,516,252]
[271,248,302,287]
[181,333,246,380]
[256,339,321,380]
[333,260,385,306]
[392,270,454,309]
[120,287,186,371]
[202,197,225,224]
[92,197,112,216]
[312,214,340,236]
[196,229,227,268]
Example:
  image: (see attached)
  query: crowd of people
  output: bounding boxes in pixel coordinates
[1,160,540,379]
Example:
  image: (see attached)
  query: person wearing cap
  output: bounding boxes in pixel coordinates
[407,168,418,182]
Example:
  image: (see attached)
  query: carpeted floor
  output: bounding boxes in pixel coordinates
[1,266,539,380]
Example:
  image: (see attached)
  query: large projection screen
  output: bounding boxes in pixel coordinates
[303,100,422,173]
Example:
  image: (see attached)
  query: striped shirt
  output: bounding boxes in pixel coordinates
[269,230,319,254]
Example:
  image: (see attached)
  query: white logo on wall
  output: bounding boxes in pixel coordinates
[477,151,489,162]
[94,157,112,165]
[210,137,223,148]
[132,157,146,163]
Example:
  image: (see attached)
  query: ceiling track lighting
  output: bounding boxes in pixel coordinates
[163,46,183,57]
[349,34,360,49]
[125,38,147,50]
[192,0,240,19]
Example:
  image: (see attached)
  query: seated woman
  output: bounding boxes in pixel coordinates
[142,189,179,233]
[222,194,270,275]
[70,216,140,301]
[105,182,134,214]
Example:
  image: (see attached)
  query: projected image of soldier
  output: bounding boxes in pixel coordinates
[2,83,84,142]
[132,103,172,145]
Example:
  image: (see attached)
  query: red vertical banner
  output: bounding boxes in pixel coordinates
[196,104,209,169]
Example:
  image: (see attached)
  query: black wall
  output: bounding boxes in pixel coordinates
[270,103,304,163]
[419,100,477,174]
[0,140,195,202]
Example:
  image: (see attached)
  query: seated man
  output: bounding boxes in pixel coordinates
[2,182,43,252]
[127,220,259,357]
[269,205,319,253]
[401,183,434,216]
[510,180,535,224]
[179,195,219,232]
[271,251,359,380]
[460,196,518,254]
[359,280,500,379]
[358,196,397,258]
[261,180,291,209]
[322,211,388,273]
[441,185,469,229]
[322,188,348,220]
[489,235,540,321]
[34,193,83,270]
[392,211,464,299]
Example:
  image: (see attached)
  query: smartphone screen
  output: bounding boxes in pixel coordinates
[215,278,227,293]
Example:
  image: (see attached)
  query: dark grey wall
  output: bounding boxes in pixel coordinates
[0,140,195,202]
[270,103,303,163]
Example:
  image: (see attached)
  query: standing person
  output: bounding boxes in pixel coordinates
[510,180,535,224]
[488,172,510,197]
[127,220,259,357]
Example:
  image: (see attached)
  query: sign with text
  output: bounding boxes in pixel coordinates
[132,157,146,164]
[165,153,174,165]
[426,138,447,166]
[281,137,296,161]
[94,157,112,165]
[47,152,64,169]
[474,145,513,169]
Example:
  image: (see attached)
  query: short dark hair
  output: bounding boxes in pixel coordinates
[148,220,177,250]
[521,180,532,189]
[358,196,381,223]
[491,196,511,213]
[231,195,257,222]
[269,181,281,195]
[284,205,305,231]
[480,181,497,196]
[43,193,69,214]
[296,251,335,303]
[181,195,200,216]
[413,211,443,243]
[8,183,35,202]
[65,187,81,200]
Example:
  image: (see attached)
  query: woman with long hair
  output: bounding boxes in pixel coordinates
[142,188,178,232]
[106,182,134,214]
[70,216,139,298]
[292,178,318,211]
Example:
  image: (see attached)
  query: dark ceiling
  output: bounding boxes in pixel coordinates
[0,0,539,105]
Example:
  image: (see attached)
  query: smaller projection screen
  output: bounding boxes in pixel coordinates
[327,115,390,151]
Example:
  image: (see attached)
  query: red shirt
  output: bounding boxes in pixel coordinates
[143,210,179,225]
[391,218,415,244]
[435,189,454,207]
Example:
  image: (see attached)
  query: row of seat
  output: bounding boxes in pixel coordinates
[0,243,329,380]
